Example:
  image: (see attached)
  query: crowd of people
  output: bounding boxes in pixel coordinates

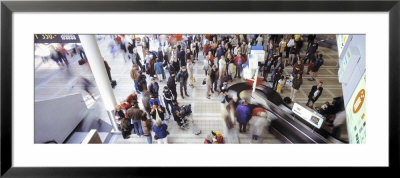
[109,34,328,144]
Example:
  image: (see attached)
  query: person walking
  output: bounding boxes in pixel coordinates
[236,99,251,133]
[307,82,324,108]
[203,56,211,76]
[292,58,304,77]
[276,75,285,94]
[127,102,145,137]
[152,119,169,144]
[205,72,212,99]
[176,66,189,99]
[249,112,270,143]
[291,73,303,102]
[278,38,287,57]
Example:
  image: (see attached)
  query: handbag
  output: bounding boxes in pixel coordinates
[154,135,159,140]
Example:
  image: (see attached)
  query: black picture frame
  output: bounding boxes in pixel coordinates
[1,0,399,177]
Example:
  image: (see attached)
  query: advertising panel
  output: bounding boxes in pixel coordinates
[345,72,366,144]
[292,103,324,129]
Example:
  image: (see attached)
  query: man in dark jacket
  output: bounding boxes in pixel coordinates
[148,77,159,98]
[167,72,177,101]
[210,65,219,93]
[307,82,323,108]
[178,47,186,67]
[305,38,319,64]
[162,86,174,116]
[176,66,189,99]
[127,103,144,136]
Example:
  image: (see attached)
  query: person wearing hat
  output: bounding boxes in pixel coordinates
[162,86,174,117]
[176,66,189,99]
[148,77,159,98]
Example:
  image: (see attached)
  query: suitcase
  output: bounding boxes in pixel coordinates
[111,80,117,88]
[78,58,86,65]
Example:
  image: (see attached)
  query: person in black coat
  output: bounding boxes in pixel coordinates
[176,66,189,99]
[307,82,323,108]
[167,72,177,101]
[148,77,159,98]
[178,48,186,67]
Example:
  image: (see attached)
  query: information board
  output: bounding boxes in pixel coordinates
[345,72,366,144]
[34,34,80,43]
[292,102,324,129]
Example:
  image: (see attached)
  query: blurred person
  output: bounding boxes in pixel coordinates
[147,56,156,77]
[305,38,319,65]
[236,99,251,133]
[127,102,144,137]
[203,40,210,56]
[56,44,69,67]
[132,47,144,72]
[256,35,263,46]
[81,77,96,101]
[49,45,64,67]
[233,44,241,57]
[103,59,112,82]
[177,46,186,68]
[307,82,324,108]
[249,112,270,144]
[152,119,169,144]
[291,73,303,102]
[266,39,274,60]
[176,66,189,99]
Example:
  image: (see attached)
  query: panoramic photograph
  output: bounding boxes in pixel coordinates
[34,34,365,144]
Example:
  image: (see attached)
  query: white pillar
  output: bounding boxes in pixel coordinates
[79,35,119,132]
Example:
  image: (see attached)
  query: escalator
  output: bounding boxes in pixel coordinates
[227,83,330,143]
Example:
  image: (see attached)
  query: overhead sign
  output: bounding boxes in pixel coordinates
[292,102,324,129]
[345,72,366,144]
[34,34,81,43]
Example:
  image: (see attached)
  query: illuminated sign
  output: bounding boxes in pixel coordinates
[34,34,80,43]
[345,72,366,144]
[292,102,324,129]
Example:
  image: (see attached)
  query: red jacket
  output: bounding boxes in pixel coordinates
[252,107,265,117]
[233,56,245,66]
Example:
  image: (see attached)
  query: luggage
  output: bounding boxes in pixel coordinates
[78,58,86,65]
[111,80,117,88]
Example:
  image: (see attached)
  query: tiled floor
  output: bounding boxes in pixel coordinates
[35,35,342,144]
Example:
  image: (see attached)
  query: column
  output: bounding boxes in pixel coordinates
[79,35,119,132]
